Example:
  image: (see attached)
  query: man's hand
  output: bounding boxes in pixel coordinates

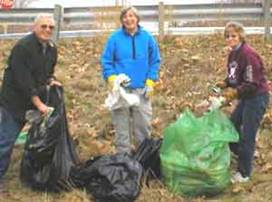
[144,79,155,98]
[37,103,49,114]
[31,96,49,115]
[222,87,238,102]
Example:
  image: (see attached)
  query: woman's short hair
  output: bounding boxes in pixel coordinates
[224,21,246,42]
[120,6,140,24]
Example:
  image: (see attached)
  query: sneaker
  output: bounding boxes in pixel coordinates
[231,172,249,184]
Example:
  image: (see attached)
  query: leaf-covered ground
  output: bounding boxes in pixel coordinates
[0,34,272,202]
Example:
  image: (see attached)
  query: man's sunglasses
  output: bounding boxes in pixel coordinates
[40,24,55,30]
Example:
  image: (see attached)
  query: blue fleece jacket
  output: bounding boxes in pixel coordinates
[101,26,161,89]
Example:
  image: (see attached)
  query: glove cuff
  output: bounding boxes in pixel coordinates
[145,79,155,88]
[107,75,117,83]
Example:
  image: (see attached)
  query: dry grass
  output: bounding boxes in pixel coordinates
[0,34,272,201]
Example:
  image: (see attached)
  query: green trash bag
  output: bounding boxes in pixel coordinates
[15,132,28,145]
[160,109,239,197]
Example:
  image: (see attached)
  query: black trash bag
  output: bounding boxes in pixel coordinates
[70,153,143,202]
[20,86,79,192]
[134,138,162,180]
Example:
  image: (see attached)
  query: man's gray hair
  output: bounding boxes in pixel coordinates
[34,13,54,24]
[120,6,140,23]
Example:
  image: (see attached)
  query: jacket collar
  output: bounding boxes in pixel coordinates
[122,25,142,36]
[30,32,55,48]
[233,42,242,51]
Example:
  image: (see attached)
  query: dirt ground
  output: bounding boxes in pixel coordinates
[0,34,272,202]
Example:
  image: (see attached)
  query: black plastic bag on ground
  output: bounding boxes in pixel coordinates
[20,86,79,192]
[70,153,143,202]
[134,138,162,180]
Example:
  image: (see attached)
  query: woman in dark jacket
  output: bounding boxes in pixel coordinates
[217,21,269,183]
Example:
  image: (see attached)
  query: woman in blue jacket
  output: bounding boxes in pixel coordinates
[101,6,161,154]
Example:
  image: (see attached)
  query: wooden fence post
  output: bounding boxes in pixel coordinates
[53,4,63,43]
[158,1,165,40]
[263,0,271,41]
[3,23,8,34]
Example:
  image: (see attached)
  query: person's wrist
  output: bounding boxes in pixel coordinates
[38,103,48,113]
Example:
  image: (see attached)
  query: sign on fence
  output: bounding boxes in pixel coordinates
[0,0,13,10]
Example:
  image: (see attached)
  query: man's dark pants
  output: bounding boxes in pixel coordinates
[0,106,24,183]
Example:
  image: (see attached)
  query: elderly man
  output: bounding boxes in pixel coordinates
[0,14,60,192]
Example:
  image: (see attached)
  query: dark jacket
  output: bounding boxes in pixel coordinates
[0,33,57,122]
[226,42,269,98]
